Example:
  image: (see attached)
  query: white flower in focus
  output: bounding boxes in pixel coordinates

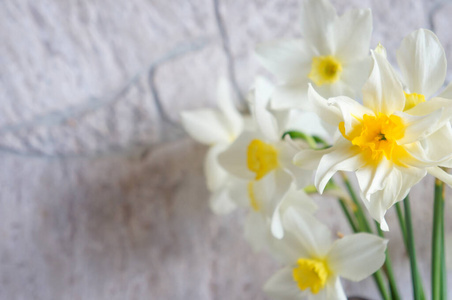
[181,78,244,214]
[255,0,372,110]
[264,208,387,300]
[294,49,452,230]
[219,77,313,239]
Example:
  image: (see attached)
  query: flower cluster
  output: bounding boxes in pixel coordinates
[182,0,452,298]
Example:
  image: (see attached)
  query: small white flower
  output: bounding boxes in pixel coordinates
[295,49,452,230]
[219,77,313,239]
[181,78,244,214]
[264,208,387,300]
[255,0,372,110]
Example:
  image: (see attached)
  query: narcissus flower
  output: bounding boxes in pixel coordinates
[264,208,387,299]
[219,78,313,238]
[294,49,452,230]
[181,78,244,214]
[255,0,372,110]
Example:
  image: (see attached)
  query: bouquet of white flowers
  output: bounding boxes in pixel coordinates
[182,0,452,299]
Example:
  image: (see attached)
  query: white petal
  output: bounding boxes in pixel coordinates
[427,167,452,187]
[362,51,405,114]
[270,170,292,212]
[180,109,230,145]
[216,78,243,138]
[396,29,446,98]
[217,130,257,180]
[334,8,372,62]
[209,187,237,215]
[278,141,313,189]
[419,124,452,167]
[269,228,310,265]
[315,141,364,193]
[405,97,452,133]
[244,212,269,252]
[355,159,392,200]
[328,96,373,135]
[255,39,313,82]
[248,173,276,213]
[271,185,318,239]
[375,43,387,58]
[271,82,310,111]
[293,146,335,170]
[400,142,436,168]
[253,77,280,141]
[283,207,332,257]
[325,277,347,300]
[439,81,452,99]
[264,267,307,300]
[227,177,251,207]
[204,144,229,191]
[339,57,372,98]
[280,186,318,215]
[300,0,337,54]
[327,233,387,281]
[395,109,442,144]
[312,77,355,100]
[406,97,452,116]
[284,110,330,141]
[308,84,342,126]
[363,166,425,230]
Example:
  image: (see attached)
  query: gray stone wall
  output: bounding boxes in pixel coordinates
[1,0,451,299]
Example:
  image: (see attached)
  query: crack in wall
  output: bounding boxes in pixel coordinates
[0,38,210,159]
[213,0,245,109]
[0,38,210,135]
[148,66,185,145]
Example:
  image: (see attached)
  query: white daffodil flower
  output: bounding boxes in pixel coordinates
[294,50,452,230]
[219,77,313,239]
[181,78,244,214]
[264,208,387,300]
[255,0,372,111]
[395,29,452,167]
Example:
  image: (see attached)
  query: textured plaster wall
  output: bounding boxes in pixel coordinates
[1,0,452,299]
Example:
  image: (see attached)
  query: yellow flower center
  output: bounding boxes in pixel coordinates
[308,55,342,86]
[292,258,330,294]
[247,139,278,180]
[339,114,408,165]
[247,181,260,211]
[403,92,425,111]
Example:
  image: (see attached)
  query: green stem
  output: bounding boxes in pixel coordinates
[374,271,392,300]
[338,198,359,233]
[340,173,391,300]
[376,225,401,300]
[432,179,445,300]
[395,202,407,248]
[340,173,372,233]
[404,196,425,300]
[441,215,447,300]
[281,131,317,149]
